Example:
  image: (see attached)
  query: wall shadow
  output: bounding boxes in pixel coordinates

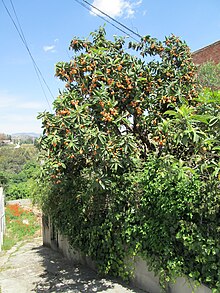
[32,244,145,293]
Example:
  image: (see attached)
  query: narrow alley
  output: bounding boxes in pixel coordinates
[0,237,145,293]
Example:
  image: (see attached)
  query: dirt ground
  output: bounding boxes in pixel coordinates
[0,236,146,293]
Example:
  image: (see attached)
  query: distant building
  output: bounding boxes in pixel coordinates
[192,40,220,65]
[0,140,13,146]
[0,133,12,146]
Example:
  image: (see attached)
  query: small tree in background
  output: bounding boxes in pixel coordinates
[196,61,220,91]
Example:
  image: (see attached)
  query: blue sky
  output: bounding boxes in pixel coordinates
[0,0,220,134]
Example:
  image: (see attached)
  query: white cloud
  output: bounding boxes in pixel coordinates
[0,97,15,109]
[0,91,46,134]
[43,45,56,53]
[0,113,42,134]
[90,0,142,19]
[19,101,43,110]
[43,39,59,53]
[0,92,42,110]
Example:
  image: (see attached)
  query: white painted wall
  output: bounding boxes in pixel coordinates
[0,187,6,251]
[42,218,212,293]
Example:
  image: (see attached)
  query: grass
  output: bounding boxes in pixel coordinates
[2,203,40,251]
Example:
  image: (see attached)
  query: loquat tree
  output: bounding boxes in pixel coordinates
[37,27,220,290]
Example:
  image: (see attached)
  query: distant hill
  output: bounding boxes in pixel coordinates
[12,133,41,139]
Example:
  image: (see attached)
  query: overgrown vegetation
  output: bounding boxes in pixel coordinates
[37,28,220,291]
[196,61,220,91]
[0,145,39,200]
[2,204,40,251]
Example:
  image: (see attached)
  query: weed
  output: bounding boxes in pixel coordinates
[2,204,40,251]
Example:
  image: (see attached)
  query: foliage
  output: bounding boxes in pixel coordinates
[5,161,40,200]
[138,156,220,288]
[0,145,40,199]
[0,145,37,174]
[37,27,220,291]
[0,171,8,187]
[196,61,220,91]
[2,204,40,251]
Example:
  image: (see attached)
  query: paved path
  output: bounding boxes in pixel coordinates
[0,237,145,293]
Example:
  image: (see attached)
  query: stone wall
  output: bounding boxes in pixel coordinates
[42,217,212,293]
